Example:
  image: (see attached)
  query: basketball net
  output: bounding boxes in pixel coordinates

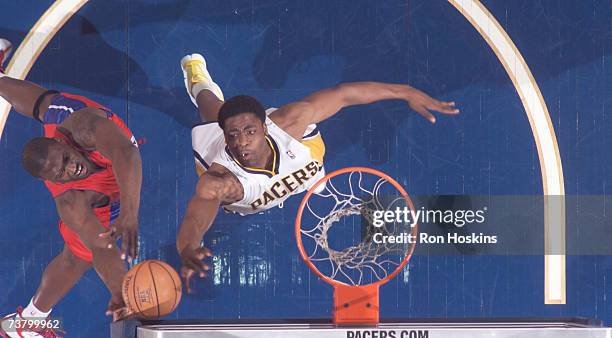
[296,167,417,325]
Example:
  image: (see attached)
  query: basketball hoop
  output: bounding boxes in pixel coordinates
[295,167,418,325]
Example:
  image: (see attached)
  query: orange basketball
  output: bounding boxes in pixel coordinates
[122,260,182,318]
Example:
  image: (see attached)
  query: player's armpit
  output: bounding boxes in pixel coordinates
[268,101,318,140]
[270,84,358,139]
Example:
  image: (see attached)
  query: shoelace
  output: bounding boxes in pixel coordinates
[187,62,207,83]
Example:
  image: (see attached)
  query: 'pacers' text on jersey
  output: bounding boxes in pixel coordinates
[249,160,321,210]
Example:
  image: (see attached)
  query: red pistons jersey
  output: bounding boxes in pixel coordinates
[41,93,137,226]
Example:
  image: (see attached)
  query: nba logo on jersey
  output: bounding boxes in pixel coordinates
[286,150,296,159]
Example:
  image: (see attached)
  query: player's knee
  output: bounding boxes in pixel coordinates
[60,247,91,270]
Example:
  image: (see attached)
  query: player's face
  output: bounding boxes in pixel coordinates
[223,112,268,168]
[38,141,96,183]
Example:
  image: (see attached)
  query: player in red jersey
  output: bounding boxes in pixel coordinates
[0,39,141,337]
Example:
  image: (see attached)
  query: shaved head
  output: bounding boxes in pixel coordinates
[21,137,58,177]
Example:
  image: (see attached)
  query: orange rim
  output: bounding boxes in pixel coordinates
[295,166,418,287]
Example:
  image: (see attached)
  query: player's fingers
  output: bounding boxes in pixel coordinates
[181,268,194,293]
[180,266,191,278]
[415,107,436,123]
[429,101,459,114]
[196,259,210,273]
[184,258,202,273]
[112,227,123,241]
[99,226,115,239]
[112,310,123,322]
[438,107,460,114]
[112,307,134,322]
[106,298,123,317]
[99,227,118,249]
[191,250,211,271]
[127,231,134,261]
[185,276,192,294]
[184,259,207,279]
[133,231,139,260]
[129,230,138,261]
[195,251,210,261]
[120,232,129,261]
[188,256,209,273]
[196,247,213,257]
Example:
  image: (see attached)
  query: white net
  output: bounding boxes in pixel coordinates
[298,170,416,286]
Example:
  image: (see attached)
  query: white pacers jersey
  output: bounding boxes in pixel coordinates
[191,109,326,215]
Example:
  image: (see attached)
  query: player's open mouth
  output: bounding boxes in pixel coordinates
[74,163,86,177]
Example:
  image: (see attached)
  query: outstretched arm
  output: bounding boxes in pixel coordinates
[55,190,127,318]
[176,163,243,292]
[270,82,459,139]
[0,76,54,120]
[63,108,142,261]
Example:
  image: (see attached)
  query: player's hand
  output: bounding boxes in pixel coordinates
[111,307,135,322]
[99,213,139,262]
[106,297,134,322]
[179,246,212,293]
[405,88,459,123]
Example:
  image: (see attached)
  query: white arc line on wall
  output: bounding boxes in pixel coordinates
[0,0,88,136]
[448,0,566,304]
[0,0,566,305]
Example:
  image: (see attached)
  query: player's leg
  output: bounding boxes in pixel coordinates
[0,39,57,120]
[0,245,90,337]
[58,217,128,317]
[181,53,224,122]
[28,245,92,314]
[195,90,224,122]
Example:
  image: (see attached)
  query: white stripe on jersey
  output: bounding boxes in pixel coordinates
[48,104,75,113]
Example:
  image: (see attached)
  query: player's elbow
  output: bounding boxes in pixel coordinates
[196,174,224,201]
[198,190,219,200]
[113,143,141,166]
[334,83,362,105]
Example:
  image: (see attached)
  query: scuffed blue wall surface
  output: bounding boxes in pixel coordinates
[1,0,611,336]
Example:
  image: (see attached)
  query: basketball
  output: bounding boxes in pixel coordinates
[122,260,182,318]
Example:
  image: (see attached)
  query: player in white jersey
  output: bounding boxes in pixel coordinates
[177,53,459,292]
[192,106,325,215]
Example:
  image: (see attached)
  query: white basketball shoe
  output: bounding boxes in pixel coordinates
[180,53,224,107]
[0,307,64,337]
[0,38,13,73]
